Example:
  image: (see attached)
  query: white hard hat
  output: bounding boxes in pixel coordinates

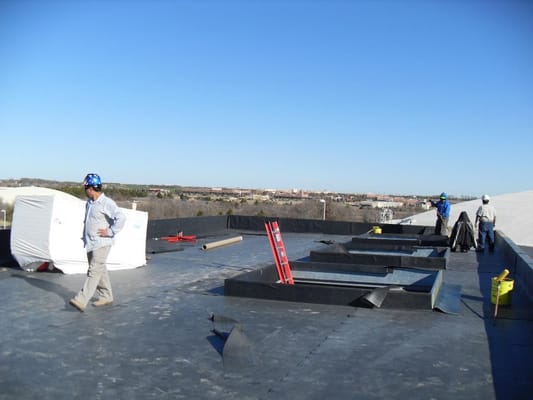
[482,194,490,201]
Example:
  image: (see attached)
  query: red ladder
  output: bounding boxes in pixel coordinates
[265,220,294,284]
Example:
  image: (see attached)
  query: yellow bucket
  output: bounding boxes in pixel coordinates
[372,226,382,234]
[491,277,514,306]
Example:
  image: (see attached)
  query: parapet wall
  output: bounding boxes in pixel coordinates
[228,215,433,235]
[496,230,533,302]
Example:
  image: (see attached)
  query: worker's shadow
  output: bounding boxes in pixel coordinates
[11,273,76,308]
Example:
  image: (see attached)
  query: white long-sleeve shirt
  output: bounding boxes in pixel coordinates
[83,193,126,252]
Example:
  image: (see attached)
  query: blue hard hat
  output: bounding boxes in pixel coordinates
[83,173,102,188]
[440,192,447,199]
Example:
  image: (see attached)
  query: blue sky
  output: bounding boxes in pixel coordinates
[1,0,532,197]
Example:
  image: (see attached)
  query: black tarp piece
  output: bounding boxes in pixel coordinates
[433,283,462,314]
[209,314,256,370]
[362,286,393,307]
[309,241,450,269]
[449,211,477,252]
[224,264,460,313]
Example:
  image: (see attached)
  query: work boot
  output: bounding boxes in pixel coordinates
[92,298,113,307]
[69,298,85,312]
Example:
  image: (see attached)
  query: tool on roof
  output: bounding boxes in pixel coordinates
[156,231,197,242]
[202,236,243,250]
[160,235,197,243]
[265,220,294,284]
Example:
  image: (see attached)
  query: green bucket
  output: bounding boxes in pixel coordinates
[491,277,514,306]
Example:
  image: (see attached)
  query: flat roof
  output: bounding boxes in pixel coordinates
[1,228,532,399]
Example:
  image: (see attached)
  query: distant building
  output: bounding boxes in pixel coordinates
[417,200,431,210]
[359,200,404,209]
[148,188,170,196]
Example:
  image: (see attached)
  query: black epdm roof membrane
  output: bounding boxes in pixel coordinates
[0,216,532,400]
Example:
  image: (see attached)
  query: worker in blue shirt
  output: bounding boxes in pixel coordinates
[429,192,451,236]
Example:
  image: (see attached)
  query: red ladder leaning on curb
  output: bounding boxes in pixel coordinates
[265,220,294,284]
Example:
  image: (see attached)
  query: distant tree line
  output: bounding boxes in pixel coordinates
[128,197,416,223]
[59,186,149,201]
[0,178,430,224]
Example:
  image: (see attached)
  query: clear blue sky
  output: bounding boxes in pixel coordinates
[1,0,532,197]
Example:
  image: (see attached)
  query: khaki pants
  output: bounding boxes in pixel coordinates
[436,217,449,236]
[74,246,113,307]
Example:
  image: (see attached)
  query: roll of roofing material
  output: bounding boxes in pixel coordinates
[202,236,243,250]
